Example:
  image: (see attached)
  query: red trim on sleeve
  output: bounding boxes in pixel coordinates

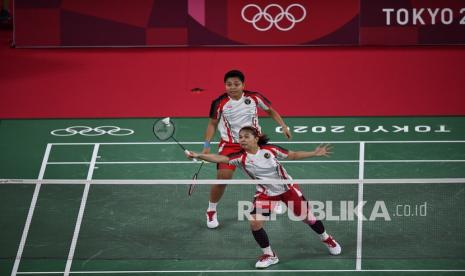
[209,93,228,119]
[245,91,272,108]
[249,95,259,105]
[261,145,288,156]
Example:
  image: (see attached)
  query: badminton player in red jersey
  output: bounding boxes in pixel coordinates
[202,70,292,228]
[187,126,341,268]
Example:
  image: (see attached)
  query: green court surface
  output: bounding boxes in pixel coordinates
[0,117,464,276]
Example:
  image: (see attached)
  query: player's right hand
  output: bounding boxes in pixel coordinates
[185,150,198,159]
[283,126,292,140]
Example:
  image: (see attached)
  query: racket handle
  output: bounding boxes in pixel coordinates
[184,150,198,162]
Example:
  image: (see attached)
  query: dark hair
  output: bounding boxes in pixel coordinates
[224,70,245,83]
[239,126,269,145]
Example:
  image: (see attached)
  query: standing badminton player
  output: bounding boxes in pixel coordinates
[187,126,341,268]
[202,70,291,228]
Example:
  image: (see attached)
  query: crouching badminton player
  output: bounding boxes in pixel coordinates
[186,126,341,269]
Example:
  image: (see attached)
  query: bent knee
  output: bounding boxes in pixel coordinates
[249,220,264,231]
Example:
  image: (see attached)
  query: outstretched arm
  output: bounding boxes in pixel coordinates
[186,151,229,164]
[265,107,292,139]
[287,144,333,160]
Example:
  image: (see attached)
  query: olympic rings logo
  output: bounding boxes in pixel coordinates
[241,3,307,32]
[51,126,134,136]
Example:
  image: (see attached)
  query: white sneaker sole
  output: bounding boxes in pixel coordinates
[255,257,279,268]
[207,220,219,229]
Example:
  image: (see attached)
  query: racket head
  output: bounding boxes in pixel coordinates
[153,117,175,141]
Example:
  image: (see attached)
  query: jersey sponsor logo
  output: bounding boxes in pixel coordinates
[241,3,307,32]
[264,152,271,159]
[51,126,134,136]
[244,98,251,105]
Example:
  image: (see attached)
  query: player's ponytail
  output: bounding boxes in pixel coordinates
[239,126,269,145]
[257,134,270,146]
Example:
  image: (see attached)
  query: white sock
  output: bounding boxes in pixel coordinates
[262,246,273,256]
[208,201,217,211]
[319,231,329,241]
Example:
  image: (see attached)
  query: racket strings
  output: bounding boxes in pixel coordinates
[153,120,175,141]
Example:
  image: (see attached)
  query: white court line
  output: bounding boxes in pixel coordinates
[64,144,100,276]
[365,160,465,163]
[2,178,465,185]
[356,142,365,271]
[11,144,52,276]
[45,160,359,165]
[48,140,465,145]
[44,159,465,165]
[15,269,465,274]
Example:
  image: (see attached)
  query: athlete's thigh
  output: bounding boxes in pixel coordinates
[281,187,308,218]
[217,168,234,179]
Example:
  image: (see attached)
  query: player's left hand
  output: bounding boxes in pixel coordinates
[313,144,332,157]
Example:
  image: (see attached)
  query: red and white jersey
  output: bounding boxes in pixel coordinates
[228,144,294,196]
[209,91,271,143]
